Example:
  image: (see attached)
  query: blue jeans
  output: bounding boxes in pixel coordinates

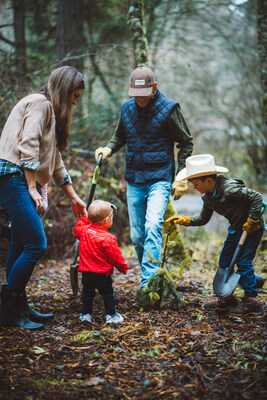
[0,173,47,291]
[219,228,264,297]
[81,272,115,316]
[127,180,172,287]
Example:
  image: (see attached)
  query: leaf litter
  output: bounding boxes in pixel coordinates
[0,236,266,399]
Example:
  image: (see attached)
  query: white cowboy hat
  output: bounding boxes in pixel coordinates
[176,154,228,181]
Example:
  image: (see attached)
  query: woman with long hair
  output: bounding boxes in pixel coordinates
[0,66,87,330]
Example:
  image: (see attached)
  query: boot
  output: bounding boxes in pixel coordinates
[255,273,265,289]
[228,296,264,317]
[204,294,239,311]
[21,290,54,323]
[0,285,43,330]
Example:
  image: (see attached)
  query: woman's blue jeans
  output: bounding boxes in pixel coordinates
[127,180,172,287]
[219,228,264,297]
[0,173,47,291]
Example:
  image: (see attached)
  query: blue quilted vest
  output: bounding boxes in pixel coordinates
[121,89,177,183]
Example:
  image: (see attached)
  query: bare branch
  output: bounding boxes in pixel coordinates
[0,33,14,46]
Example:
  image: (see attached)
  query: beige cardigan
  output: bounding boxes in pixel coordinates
[0,93,68,187]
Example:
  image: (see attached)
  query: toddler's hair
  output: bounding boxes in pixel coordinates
[88,200,112,223]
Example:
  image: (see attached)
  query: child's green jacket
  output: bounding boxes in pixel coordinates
[190,175,264,231]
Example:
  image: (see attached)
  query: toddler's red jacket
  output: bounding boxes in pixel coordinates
[74,216,129,275]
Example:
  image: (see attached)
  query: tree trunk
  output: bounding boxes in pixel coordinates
[127,0,187,258]
[257,0,267,183]
[12,0,26,80]
[257,0,267,126]
[57,0,85,71]
[127,0,149,68]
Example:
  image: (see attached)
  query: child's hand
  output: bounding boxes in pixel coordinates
[165,215,191,227]
[242,218,260,234]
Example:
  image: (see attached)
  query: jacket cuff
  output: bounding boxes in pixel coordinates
[21,161,40,170]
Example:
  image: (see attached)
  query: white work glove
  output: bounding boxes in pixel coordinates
[171,179,188,200]
[95,147,112,162]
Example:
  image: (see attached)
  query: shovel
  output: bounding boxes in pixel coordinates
[70,153,103,295]
[213,201,267,297]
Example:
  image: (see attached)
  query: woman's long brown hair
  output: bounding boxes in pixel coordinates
[40,66,85,152]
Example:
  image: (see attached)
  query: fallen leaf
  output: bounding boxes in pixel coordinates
[82,377,105,386]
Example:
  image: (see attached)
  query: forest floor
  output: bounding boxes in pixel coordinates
[0,233,267,400]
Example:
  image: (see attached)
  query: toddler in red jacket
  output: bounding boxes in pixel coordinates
[74,200,129,324]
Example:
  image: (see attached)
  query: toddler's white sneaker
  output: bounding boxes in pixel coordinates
[106,312,124,324]
[79,313,93,322]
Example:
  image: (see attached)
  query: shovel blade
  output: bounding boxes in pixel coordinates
[70,264,79,296]
[213,267,241,297]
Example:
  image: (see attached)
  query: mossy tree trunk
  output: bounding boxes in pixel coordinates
[127,0,149,68]
[163,198,187,261]
[257,0,267,126]
[257,0,267,183]
[127,0,187,260]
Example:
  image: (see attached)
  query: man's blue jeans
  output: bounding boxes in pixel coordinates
[127,180,172,287]
[0,173,47,291]
[219,228,264,297]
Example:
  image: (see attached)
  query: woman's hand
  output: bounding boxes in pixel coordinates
[28,187,44,215]
[24,169,44,215]
[71,196,86,219]
[61,183,86,219]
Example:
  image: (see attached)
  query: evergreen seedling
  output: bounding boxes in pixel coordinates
[135,228,190,310]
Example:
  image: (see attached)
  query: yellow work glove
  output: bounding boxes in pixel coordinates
[95,147,112,162]
[171,179,188,200]
[242,218,260,234]
[165,215,191,228]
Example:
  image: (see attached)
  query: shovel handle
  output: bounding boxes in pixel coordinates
[239,230,248,245]
[96,153,103,167]
[86,154,103,210]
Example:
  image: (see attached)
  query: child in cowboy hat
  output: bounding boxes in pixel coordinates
[165,154,265,317]
[74,200,129,324]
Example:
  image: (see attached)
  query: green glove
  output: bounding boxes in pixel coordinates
[95,147,112,162]
[165,215,191,227]
[171,179,188,200]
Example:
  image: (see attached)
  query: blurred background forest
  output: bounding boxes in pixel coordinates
[0,0,266,257]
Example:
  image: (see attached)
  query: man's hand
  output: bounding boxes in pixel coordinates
[95,147,112,162]
[242,218,260,234]
[171,179,188,200]
[165,215,191,227]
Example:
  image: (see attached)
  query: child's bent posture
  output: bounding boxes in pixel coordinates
[74,200,129,323]
[166,154,265,317]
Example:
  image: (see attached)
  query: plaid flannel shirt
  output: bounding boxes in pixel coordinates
[0,159,22,176]
[0,159,71,185]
